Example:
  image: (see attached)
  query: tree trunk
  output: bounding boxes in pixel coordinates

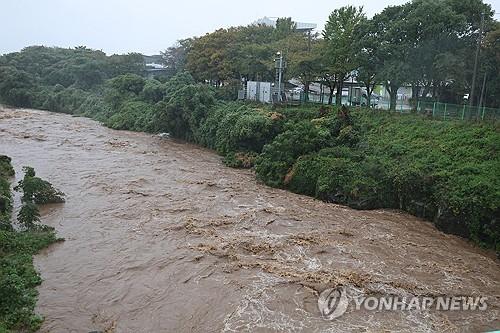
[335,81,343,106]
[421,83,431,99]
[386,82,399,111]
[365,83,373,108]
[411,83,420,111]
[432,81,438,102]
[304,82,310,102]
[327,80,336,105]
[390,89,398,111]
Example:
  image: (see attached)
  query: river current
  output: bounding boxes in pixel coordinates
[0,107,498,332]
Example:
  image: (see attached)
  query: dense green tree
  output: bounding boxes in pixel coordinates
[482,21,500,108]
[353,18,380,107]
[153,74,216,140]
[107,73,145,95]
[140,79,166,103]
[160,38,193,78]
[105,53,145,78]
[15,167,65,205]
[0,66,35,106]
[186,28,240,85]
[17,202,41,229]
[323,6,365,105]
[233,24,276,82]
[274,17,297,39]
[370,4,412,110]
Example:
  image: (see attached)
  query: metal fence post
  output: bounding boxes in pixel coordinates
[417,100,420,113]
[432,102,436,117]
[443,103,447,120]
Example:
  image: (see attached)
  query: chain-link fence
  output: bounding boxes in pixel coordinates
[415,101,500,121]
[288,91,500,122]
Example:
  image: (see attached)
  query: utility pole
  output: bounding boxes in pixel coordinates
[276,51,284,102]
[478,72,487,113]
[307,30,312,51]
[469,12,484,119]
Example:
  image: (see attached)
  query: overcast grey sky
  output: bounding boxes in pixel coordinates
[1,0,499,56]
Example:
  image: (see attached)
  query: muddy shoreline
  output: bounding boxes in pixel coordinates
[0,107,498,332]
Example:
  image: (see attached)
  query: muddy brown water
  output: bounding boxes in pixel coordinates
[0,107,498,333]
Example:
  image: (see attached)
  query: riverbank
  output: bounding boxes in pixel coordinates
[0,155,61,332]
[1,69,499,251]
[0,107,498,332]
[59,72,500,251]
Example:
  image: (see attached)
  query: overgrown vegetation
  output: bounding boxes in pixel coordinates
[0,159,64,332]
[176,0,499,109]
[262,107,500,251]
[0,0,498,253]
[47,68,497,250]
[0,46,144,112]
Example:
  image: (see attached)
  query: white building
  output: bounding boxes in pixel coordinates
[254,17,317,32]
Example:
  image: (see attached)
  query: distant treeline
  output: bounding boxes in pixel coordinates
[0,46,144,111]
[1,0,499,110]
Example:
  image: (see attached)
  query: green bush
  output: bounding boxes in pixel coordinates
[0,229,59,332]
[0,158,62,332]
[17,203,41,230]
[0,156,14,179]
[277,108,500,250]
[76,94,110,120]
[255,120,331,187]
[212,104,280,155]
[140,79,166,103]
[15,167,65,205]
[153,83,216,140]
[39,87,89,114]
[105,100,156,132]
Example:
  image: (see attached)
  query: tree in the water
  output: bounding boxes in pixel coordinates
[17,202,41,229]
[15,167,65,205]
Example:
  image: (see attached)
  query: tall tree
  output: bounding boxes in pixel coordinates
[370,4,412,111]
[160,38,192,79]
[323,6,365,105]
[481,21,500,108]
[353,18,380,107]
[274,17,297,40]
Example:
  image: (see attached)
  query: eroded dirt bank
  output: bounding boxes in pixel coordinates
[0,107,498,332]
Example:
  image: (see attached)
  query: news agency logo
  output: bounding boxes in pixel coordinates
[318,286,488,320]
[318,287,349,320]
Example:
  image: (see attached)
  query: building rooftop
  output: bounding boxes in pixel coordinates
[254,16,317,32]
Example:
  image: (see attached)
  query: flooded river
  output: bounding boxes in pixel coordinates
[0,107,498,332]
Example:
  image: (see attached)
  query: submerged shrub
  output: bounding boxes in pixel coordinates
[223,151,259,168]
[0,157,62,331]
[105,101,155,132]
[255,120,331,187]
[0,156,14,178]
[15,167,65,205]
[17,202,41,229]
